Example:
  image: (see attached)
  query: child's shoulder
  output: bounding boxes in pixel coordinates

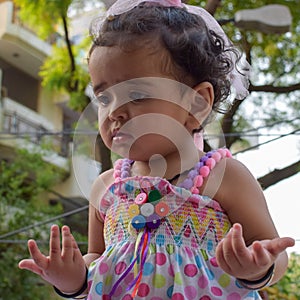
[209,156,265,215]
[90,168,115,208]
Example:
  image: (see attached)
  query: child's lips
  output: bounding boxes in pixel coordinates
[112,131,133,144]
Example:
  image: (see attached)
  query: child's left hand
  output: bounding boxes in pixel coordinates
[215,223,295,281]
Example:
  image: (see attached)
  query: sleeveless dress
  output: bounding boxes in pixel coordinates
[87,149,262,300]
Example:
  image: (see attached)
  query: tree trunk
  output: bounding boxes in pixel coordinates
[205,0,222,15]
[258,160,300,190]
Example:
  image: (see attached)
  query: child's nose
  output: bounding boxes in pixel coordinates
[108,103,129,121]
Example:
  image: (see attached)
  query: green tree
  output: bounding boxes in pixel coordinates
[188,0,300,188]
[263,252,300,299]
[0,148,65,299]
[13,0,112,171]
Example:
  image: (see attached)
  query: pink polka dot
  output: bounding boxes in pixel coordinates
[122,295,133,300]
[184,264,198,277]
[156,252,167,265]
[209,257,218,267]
[172,293,184,300]
[115,261,127,275]
[184,246,194,258]
[114,285,123,297]
[200,296,211,300]
[99,262,109,274]
[184,286,197,300]
[168,264,175,277]
[103,295,111,300]
[211,286,223,296]
[227,293,241,300]
[198,275,208,289]
[124,272,134,285]
[137,283,150,297]
[151,298,163,300]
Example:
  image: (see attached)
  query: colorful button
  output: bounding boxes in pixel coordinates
[140,203,155,217]
[148,189,162,203]
[146,214,161,229]
[140,179,152,190]
[131,215,146,230]
[128,204,140,218]
[155,202,169,217]
[135,192,148,205]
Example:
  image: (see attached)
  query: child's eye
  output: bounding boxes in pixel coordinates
[129,91,150,102]
[94,94,111,107]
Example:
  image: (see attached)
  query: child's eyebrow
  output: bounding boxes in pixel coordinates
[92,82,108,94]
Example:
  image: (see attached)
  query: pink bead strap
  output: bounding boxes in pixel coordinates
[180,148,231,193]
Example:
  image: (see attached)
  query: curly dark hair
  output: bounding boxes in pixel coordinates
[89,3,241,113]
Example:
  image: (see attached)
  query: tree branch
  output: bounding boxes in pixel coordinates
[249,83,300,93]
[61,14,78,92]
[258,160,300,190]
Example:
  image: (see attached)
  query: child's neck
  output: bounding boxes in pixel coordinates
[131,148,203,181]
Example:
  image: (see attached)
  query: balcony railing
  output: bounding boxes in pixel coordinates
[1,97,69,158]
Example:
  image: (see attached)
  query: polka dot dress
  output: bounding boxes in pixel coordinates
[87,151,262,299]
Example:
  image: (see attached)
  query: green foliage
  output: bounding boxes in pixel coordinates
[13,0,72,39]
[0,149,63,298]
[264,252,300,299]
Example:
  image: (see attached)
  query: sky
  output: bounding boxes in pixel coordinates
[236,134,300,254]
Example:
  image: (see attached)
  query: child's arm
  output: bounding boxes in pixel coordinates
[208,158,295,287]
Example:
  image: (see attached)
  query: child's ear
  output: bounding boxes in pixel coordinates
[193,81,214,108]
[186,81,214,132]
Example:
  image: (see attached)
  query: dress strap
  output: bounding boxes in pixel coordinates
[179,148,232,194]
[113,158,132,181]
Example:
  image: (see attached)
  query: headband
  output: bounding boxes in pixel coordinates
[102,0,251,100]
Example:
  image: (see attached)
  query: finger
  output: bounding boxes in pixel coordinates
[18,259,43,276]
[215,239,232,274]
[70,233,83,261]
[61,226,74,262]
[231,223,252,265]
[49,224,61,261]
[265,237,295,257]
[216,229,239,274]
[252,241,270,266]
[27,239,49,270]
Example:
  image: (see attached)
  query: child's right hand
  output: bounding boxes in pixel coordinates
[18,224,86,294]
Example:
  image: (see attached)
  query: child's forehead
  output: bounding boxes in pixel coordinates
[88,45,180,90]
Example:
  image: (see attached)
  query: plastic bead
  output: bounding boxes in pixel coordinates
[146,214,161,229]
[212,151,221,162]
[194,175,203,188]
[181,178,193,190]
[199,166,210,177]
[113,170,121,178]
[225,149,232,158]
[140,179,152,190]
[155,202,169,217]
[191,187,199,194]
[128,204,140,218]
[217,148,226,158]
[135,193,148,205]
[148,189,162,203]
[206,158,216,170]
[131,215,146,230]
[140,203,155,217]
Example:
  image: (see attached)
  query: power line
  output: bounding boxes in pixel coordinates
[0,117,299,138]
[0,205,89,240]
[0,239,88,245]
[233,128,300,155]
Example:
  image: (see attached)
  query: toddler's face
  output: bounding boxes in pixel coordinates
[88,46,206,161]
